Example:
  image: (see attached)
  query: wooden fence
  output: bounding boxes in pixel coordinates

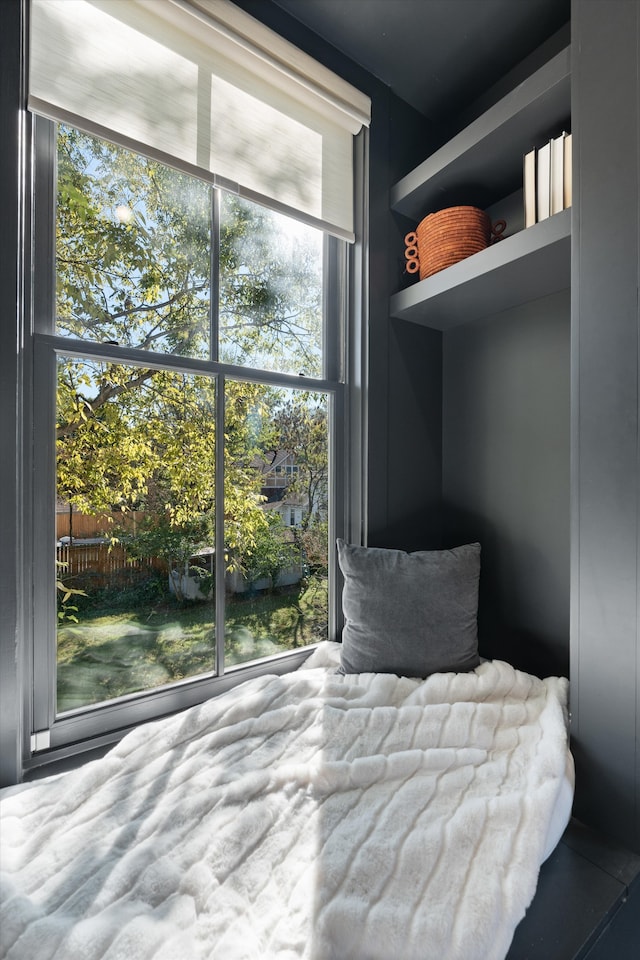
[55,511,303,595]
[56,542,165,591]
[56,510,144,541]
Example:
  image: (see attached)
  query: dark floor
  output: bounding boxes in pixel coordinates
[507,819,640,959]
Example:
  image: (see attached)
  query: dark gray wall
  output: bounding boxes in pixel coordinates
[442,292,571,679]
[364,82,444,552]
[368,92,444,552]
[570,0,640,852]
[378,317,442,552]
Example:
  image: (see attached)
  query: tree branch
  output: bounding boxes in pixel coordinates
[56,369,154,439]
[107,282,208,322]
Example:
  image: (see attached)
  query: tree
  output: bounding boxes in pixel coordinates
[243,514,300,592]
[219,195,323,376]
[56,125,211,357]
[256,393,330,579]
[56,363,274,586]
[269,394,329,531]
[56,125,322,369]
[54,125,324,589]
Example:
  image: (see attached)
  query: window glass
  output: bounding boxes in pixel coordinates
[40,121,342,726]
[56,125,212,358]
[224,385,329,666]
[56,358,216,711]
[219,194,323,377]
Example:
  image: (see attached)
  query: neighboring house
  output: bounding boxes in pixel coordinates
[256,450,325,528]
[260,451,300,492]
[261,496,305,529]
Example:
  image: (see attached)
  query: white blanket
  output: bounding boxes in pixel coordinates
[0,644,571,960]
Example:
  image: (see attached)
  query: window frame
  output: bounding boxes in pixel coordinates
[25,114,364,769]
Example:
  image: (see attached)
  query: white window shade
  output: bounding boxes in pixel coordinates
[28,0,371,240]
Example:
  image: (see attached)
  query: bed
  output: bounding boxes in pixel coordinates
[0,542,574,960]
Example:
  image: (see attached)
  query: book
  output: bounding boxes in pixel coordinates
[550,132,565,215]
[536,140,551,221]
[563,133,572,208]
[523,148,536,227]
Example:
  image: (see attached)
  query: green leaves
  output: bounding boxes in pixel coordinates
[56,125,212,357]
[54,125,328,620]
[56,560,87,623]
[219,193,323,376]
[243,514,300,588]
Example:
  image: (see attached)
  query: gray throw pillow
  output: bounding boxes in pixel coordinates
[337,539,481,678]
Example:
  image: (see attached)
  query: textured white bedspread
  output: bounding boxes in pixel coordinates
[0,645,571,960]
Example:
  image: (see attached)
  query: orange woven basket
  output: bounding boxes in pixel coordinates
[404,205,503,280]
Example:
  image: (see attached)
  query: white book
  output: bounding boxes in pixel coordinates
[563,133,572,208]
[550,132,565,215]
[536,140,551,222]
[523,148,536,227]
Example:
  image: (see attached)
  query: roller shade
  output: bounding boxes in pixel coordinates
[28,0,371,240]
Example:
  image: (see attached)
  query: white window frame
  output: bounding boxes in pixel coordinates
[24,114,366,771]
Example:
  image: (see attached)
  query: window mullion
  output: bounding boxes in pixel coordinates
[212,185,224,675]
[210,187,220,363]
[214,375,226,676]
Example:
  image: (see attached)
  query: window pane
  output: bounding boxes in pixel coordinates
[56,357,216,711]
[224,383,329,665]
[219,194,323,377]
[56,125,212,359]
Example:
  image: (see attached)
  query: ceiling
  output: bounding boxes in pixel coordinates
[271,0,570,122]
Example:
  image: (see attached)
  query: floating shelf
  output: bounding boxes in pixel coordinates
[391,47,571,219]
[389,208,571,332]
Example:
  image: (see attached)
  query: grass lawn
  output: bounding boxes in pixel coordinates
[57,578,327,712]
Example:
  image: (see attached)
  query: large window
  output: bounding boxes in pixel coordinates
[30,121,347,748]
[26,0,368,761]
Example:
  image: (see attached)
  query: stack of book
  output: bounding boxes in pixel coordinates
[523,131,572,228]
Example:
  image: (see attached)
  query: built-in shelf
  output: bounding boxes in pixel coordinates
[391,46,571,219]
[389,208,571,331]
[390,43,572,331]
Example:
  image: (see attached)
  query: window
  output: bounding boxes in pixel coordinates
[26,0,369,759]
[33,122,338,731]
